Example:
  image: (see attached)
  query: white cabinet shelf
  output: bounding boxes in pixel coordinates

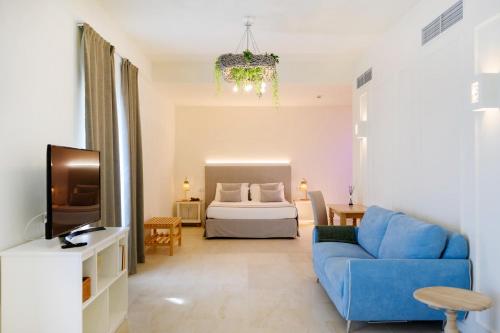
[1,227,129,333]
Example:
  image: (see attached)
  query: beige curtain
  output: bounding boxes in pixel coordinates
[81,24,121,228]
[121,59,144,274]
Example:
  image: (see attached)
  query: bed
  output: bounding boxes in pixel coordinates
[204,165,299,238]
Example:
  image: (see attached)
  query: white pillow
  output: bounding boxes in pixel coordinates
[215,183,249,202]
[250,183,285,202]
[249,184,260,201]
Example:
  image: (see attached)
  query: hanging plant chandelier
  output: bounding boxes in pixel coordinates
[215,17,279,104]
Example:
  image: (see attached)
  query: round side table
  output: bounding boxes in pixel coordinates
[414,286,493,333]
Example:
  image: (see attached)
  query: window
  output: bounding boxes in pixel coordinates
[114,54,131,227]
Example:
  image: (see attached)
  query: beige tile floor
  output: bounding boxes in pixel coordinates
[117,225,441,333]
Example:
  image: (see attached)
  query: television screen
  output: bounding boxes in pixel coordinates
[46,145,101,239]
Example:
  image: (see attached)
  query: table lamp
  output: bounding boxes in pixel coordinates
[182,177,190,201]
[299,178,308,200]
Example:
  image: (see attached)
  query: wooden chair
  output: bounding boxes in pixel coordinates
[308,191,329,226]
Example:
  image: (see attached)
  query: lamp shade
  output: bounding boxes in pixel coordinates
[299,179,308,192]
[182,178,190,191]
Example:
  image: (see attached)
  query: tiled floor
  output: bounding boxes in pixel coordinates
[117,225,441,333]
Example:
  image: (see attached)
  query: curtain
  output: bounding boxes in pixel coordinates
[81,24,122,228]
[121,59,144,274]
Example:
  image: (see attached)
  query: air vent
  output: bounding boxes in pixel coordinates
[422,17,441,44]
[357,68,372,89]
[441,1,463,32]
[422,0,463,45]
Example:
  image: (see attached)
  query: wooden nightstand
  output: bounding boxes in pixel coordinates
[293,199,314,224]
[176,200,203,226]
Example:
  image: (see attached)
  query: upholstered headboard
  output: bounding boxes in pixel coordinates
[204,165,292,208]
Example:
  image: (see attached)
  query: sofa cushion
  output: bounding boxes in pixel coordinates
[323,257,350,297]
[315,226,357,244]
[357,206,400,257]
[313,242,374,269]
[378,214,448,259]
[441,233,469,259]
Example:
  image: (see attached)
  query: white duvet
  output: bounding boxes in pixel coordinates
[206,201,298,220]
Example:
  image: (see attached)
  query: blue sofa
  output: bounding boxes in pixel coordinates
[312,206,471,328]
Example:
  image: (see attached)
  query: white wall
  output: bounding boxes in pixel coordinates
[0,0,175,251]
[353,1,500,332]
[140,78,176,219]
[174,106,352,205]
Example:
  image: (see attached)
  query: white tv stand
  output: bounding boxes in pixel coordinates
[1,227,129,333]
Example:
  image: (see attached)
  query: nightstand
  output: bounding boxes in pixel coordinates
[294,199,314,224]
[176,200,203,226]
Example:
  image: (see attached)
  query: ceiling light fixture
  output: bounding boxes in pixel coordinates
[215,16,280,104]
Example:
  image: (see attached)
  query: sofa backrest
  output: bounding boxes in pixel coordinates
[358,206,469,260]
[357,206,401,257]
[378,214,448,259]
[441,232,469,259]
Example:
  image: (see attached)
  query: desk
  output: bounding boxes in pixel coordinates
[414,287,493,333]
[328,204,366,226]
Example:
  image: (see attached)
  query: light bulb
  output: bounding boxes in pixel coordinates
[260,82,266,93]
[244,84,253,92]
[232,85,239,93]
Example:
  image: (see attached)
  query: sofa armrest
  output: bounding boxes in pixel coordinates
[344,258,472,321]
[312,226,357,244]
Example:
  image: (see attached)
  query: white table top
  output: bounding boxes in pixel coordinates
[1,227,128,258]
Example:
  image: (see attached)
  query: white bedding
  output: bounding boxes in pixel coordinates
[207,201,298,220]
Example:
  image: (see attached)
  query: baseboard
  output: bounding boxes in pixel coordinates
[459,317,495,333]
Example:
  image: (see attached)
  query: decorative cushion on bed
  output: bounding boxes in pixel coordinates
[219,189,242,202]
[250,183,285,202]
[260,183,280,190]
[221,183,242,190]
[260,189,283,202]
[215,183,249,202]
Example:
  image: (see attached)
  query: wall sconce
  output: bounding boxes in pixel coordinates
[182,177,190,201]
[298,178,308,200]
[355,121,368,139]
[471,73,500,112]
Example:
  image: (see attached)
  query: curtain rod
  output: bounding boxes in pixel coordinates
[77,23,125,60]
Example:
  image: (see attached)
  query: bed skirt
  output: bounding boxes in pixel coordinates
[204,218,299,239]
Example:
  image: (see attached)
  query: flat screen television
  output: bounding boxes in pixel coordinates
[46,145,101,240]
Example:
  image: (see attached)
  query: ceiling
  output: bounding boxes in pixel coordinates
[98,0,421,106]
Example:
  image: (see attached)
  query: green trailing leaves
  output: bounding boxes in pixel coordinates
[230,67,263,87]
[272,72,279,106]
[243,50,253,63]
[214,52,280,105]
[214,60,222,94]
[268,53,279,64]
